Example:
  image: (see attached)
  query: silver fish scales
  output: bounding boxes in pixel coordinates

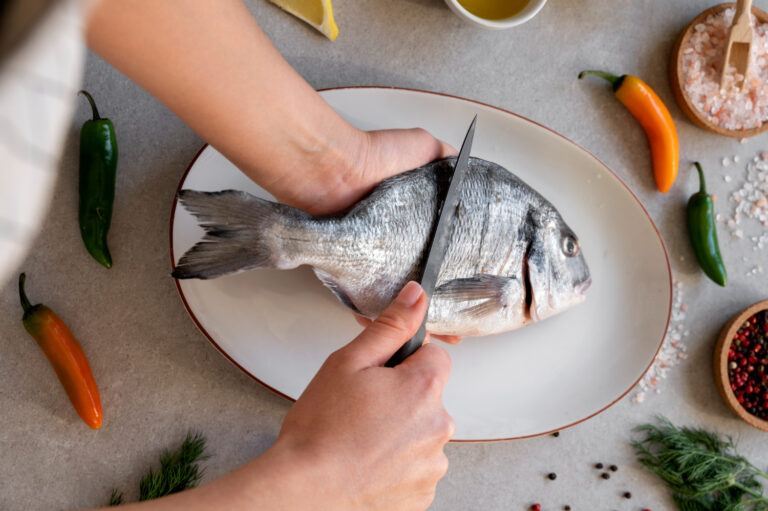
[173,157,591,337]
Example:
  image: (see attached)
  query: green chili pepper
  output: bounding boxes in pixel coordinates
[78,90,117,269]
[687,162,726,286]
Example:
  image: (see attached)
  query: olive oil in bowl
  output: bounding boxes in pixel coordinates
[456,0,531,20]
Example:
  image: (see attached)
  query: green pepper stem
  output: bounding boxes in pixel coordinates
[578,70,625,92]
[18,273,33,313]
[694,162,707,194]
[578,70,620,83]
[79,90,101,120]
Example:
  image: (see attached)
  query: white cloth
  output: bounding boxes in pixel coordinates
[0,0,85,286]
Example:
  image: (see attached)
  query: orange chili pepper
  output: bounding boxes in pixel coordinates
[19,273,102,429]
[579,70,679,193]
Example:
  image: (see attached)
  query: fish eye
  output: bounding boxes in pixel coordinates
[562,235,579,257]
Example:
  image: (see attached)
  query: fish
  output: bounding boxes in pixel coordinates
[172,156,591,337]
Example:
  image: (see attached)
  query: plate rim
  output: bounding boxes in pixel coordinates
[168,86,673,442]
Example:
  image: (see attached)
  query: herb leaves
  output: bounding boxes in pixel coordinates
[633,418,768,510]
[110,432,210,505]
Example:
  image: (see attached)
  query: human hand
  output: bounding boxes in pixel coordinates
[274,281,455,511]
[354,314,462,345]
[282,128,457,216]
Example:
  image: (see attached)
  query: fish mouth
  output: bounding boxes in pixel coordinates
[576,277,592,295]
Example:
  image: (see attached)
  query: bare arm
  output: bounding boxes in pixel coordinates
[83,4,455,509]
[84,0,453,215]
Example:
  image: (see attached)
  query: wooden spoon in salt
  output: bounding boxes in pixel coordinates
[720,0,754,91]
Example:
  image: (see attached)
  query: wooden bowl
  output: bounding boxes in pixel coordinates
[714,299,768,431]
[670,3,768,138]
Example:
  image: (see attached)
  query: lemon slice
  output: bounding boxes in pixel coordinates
[268,0,339,41]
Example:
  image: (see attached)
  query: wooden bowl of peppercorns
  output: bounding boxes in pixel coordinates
[714,300,768,431]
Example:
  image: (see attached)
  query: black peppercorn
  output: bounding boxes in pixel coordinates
[623,491,632,499]
[595,463,604,469]
[609,464,618,472]
[547,472,557,480]
[601,472,610,479]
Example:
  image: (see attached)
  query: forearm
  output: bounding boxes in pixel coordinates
[84,0,363,212]
[89,442,332,511]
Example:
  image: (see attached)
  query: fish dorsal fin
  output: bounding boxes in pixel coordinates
[435,274,522,319]
[313,269,362,315]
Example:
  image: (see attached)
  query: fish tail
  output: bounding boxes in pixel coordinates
[172,189,307,279]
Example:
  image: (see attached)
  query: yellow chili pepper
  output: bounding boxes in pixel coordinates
[579,70,679,194]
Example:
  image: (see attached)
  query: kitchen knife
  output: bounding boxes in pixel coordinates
[385,115,477,367]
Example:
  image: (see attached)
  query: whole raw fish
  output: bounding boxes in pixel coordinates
[173,157,591,337]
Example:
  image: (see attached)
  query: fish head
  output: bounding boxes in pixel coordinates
[525,207,591,322]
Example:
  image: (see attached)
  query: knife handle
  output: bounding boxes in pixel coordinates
[385,320,427,367]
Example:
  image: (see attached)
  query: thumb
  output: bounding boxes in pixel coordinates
[342,281,427,368]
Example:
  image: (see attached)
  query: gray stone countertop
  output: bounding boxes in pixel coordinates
[2,0,768,509]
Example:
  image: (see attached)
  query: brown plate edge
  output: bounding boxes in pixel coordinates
[168,86,674,442]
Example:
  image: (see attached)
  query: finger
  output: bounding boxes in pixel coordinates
[438,140,459,158]
[402,128,456,162]
[354,314,372,328]
[369,128,453,177]
[400,343,452,390]
[431,334,462,344]
[341,281,427,368]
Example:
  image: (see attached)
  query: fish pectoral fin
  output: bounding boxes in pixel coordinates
[313,268,362,315]
[435,274,521,319]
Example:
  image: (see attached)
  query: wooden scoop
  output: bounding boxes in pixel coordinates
[720,0,754,91]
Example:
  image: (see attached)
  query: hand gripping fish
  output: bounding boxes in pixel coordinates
[173,157,591,337]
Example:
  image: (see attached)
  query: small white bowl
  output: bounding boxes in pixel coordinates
[444,0,547,29]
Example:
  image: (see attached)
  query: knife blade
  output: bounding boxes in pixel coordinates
[385,115,477,367]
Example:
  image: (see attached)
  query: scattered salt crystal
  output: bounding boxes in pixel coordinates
[724,175,732,182]
[633,281,688,405]
[733,230,744,238]
[723,157,731,167]
[741,138,748,144]
[734,155,741,163]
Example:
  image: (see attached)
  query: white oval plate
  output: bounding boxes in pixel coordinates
[170,87,672,441]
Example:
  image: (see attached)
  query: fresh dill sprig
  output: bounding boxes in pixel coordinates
[108,489,123,506]
[632,417,768,511]
[108,431,210,505]
[139,432,210,501]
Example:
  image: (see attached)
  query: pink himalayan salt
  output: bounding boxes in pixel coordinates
[682,8,768,131]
